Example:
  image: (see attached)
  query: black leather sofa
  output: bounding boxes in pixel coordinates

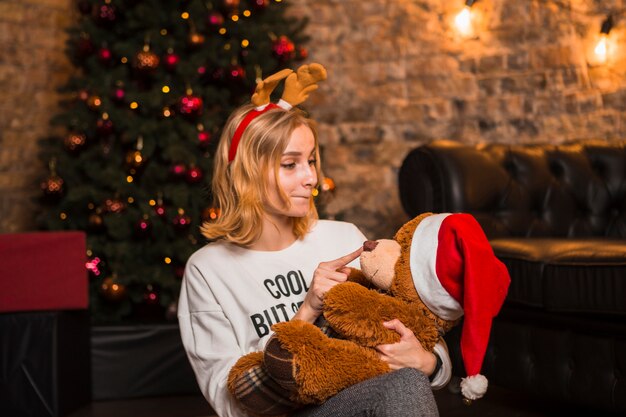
[398,139,626,413]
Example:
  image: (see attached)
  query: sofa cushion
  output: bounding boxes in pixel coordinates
[490,238,626,314]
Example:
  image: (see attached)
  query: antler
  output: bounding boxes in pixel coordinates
[251,68,294,107]
[281,63,327,107]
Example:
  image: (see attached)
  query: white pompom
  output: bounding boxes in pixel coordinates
[460,374,488,400]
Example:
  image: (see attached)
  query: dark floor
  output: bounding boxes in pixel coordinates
[67,386,620,417]
[67,380,621,417]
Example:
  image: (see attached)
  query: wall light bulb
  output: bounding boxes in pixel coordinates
[594,35,608,63]
[455,6,474,38]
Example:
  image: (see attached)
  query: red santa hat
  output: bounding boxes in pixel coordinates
[408,213,510,401]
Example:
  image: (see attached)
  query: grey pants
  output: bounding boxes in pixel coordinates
[291,368,439,417]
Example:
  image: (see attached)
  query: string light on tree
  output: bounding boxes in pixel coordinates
[64,132,87,153]
[100,275,127,302]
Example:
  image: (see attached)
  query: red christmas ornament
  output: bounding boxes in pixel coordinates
[112,87,125,102]
[98,47,113,64]
[186,166,203,183]
[198,131,211,147]
[207,11,225,26]
[163,52,180,71]
[41,175,64,197]
[93,3,117,26]
[154,204,166,218]
[64,132,87,152]
[135,216,152,237]
[179,94,203,117]
[96,117,114,137]
[272,35,296,62]
[228,64,246,82]
[143,286,159,305]
[104,198,126,213]
[170,163,187,178]
[172,209,191,230]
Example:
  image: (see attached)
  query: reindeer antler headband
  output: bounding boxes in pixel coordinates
[228,63,327,163]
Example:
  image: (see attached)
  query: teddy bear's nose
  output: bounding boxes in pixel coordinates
[363,240,378,252]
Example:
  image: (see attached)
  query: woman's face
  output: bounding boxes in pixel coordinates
[265,124,317,219]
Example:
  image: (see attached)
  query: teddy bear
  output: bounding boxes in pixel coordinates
[227,212,510,416]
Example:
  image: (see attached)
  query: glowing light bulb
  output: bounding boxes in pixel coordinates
[455,6,474,38]
[594,35,608,63]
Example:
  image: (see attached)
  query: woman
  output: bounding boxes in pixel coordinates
[178,66,450,417]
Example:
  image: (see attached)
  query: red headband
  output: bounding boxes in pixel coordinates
[228,103,280,163]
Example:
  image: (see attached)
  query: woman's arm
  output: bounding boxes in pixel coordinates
[178,263,247,417]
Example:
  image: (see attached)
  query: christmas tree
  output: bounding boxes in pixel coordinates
[38,0,309,323]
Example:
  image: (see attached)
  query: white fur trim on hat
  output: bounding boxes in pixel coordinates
[409,213,463,321]
[460,374,488,400]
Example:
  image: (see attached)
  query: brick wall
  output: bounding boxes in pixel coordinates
[0,0,75,233]
[2,0,626,238]
[290,0,626,237]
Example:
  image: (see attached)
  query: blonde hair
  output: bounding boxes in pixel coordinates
[201,104,322,246]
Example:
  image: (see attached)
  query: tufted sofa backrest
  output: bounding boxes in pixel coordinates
[399,139,626,239]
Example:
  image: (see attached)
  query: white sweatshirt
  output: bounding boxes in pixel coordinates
[178,219,450,417]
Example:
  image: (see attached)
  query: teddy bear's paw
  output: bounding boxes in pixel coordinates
[323,282,404,346]
[268,320,390,404]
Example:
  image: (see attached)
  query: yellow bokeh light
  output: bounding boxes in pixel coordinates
[149,199,156,206]
[164,257,172,264]
[127,176,134,183]
[231,15,239,22]
[121,57,128,64]
[60,212,67,220]
[219,28,227,35]
[130,102,139,109]
[243,10,251,17]
[163,108,171,117]
[224,44,231,50]
[162,85,170,93]
[127,197,134,203]
[160,29,167,35]
[312,188,319,197]
[181,12,189,19]
[241,39,249,48]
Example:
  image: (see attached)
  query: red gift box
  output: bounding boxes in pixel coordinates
[0,231,88,312]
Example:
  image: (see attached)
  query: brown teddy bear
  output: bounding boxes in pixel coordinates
[228,212,510,416]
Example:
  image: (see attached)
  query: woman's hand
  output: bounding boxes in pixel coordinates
[376,319,437,376]
[293,247,363,323]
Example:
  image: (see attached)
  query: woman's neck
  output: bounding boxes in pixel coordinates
[249,215,296,251]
